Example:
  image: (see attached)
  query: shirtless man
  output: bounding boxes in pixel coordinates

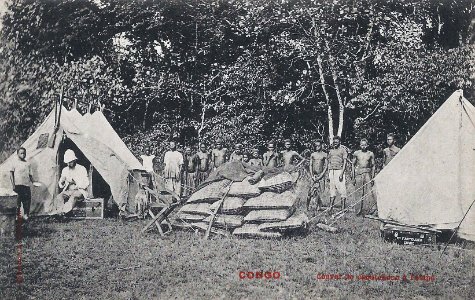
[196,143,210,186]
[229,143,244,162]
[328,136,348,213]
[308,140,327,211]
[262,142,279,168]
[280,139,304,169]
[382,133,400,167]
[352,138,375,215]
[211,140,227,170]
[182,146,198,197]
[249,147,263,167]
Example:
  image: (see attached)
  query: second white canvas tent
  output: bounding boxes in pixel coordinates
[374,90,475,241]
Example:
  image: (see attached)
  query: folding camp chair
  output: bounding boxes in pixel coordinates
[140,183,181,236]
[141,201,179,236]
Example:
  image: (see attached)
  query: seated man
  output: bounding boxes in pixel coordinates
[56,149,89,214]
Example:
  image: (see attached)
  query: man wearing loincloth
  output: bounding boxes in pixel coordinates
[352,138,375,215]
[196,143,210,186]
[182,146,198,197]
[328,136,348,213]
[309,140,327,211]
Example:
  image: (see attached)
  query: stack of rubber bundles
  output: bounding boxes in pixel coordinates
[174,166,310,238]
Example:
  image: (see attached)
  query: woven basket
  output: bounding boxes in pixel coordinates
[233,224,282,238]
[243,190,297,210]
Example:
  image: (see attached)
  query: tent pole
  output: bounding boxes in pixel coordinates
[54,95,58,128]
[56,85,64,130]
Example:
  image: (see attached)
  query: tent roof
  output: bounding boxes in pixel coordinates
[374,90,475,241]
[86,111,144,171]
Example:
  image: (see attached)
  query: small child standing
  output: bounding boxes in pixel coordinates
[10,147,35,221]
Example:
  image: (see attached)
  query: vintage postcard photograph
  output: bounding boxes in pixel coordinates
[0,0,474,299]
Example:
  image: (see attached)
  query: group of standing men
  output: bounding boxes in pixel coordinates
[8,133,400,219]
[139,134,400,212]
[140,139,307,201]
[308,133,400,215]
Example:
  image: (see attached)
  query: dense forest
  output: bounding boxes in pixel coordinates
[0,0,474,160]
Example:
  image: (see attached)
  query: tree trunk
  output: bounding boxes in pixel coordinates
[143,98,150,129]
[197,100,206,143]
[328,54,345,138]
[317,54,334,142]
[362,8,374,60]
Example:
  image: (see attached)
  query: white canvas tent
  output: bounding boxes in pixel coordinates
[0,105,147,215]
[375,90,475,241]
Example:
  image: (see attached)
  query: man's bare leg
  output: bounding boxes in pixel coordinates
[316,194,322,212]
[341,197,346,210]
[329,197,335,214]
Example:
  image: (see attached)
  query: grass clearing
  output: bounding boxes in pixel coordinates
[1,214,474,299]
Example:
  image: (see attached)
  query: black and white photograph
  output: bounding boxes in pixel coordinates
[0,0,474,299]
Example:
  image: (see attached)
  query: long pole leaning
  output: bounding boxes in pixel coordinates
[204,181,233,240]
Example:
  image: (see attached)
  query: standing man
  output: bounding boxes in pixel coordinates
[163,141,183,202]
[262,142,279,168]
[242,152,250,163]
[196,143,211,186]
[327,136,348,213]
[352,138,375,215]
[308,140,327,211]
[10,147,35,221]
[211,140,227,170]
[182,146,198,197]
[140,147,156,174]
[229,143,244,162]
[281,139,304,168]
[249,147,263,167]
[382,133,400,167]
[56,149,89,214]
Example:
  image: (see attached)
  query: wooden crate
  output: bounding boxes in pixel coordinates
[0,189,17,216]
[382,224,437,245]
[0,190,18,236]
[70,198,104,219]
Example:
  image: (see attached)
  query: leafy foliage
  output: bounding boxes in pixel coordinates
[0,0,474,159]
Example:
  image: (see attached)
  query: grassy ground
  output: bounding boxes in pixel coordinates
[0,213,474,300]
